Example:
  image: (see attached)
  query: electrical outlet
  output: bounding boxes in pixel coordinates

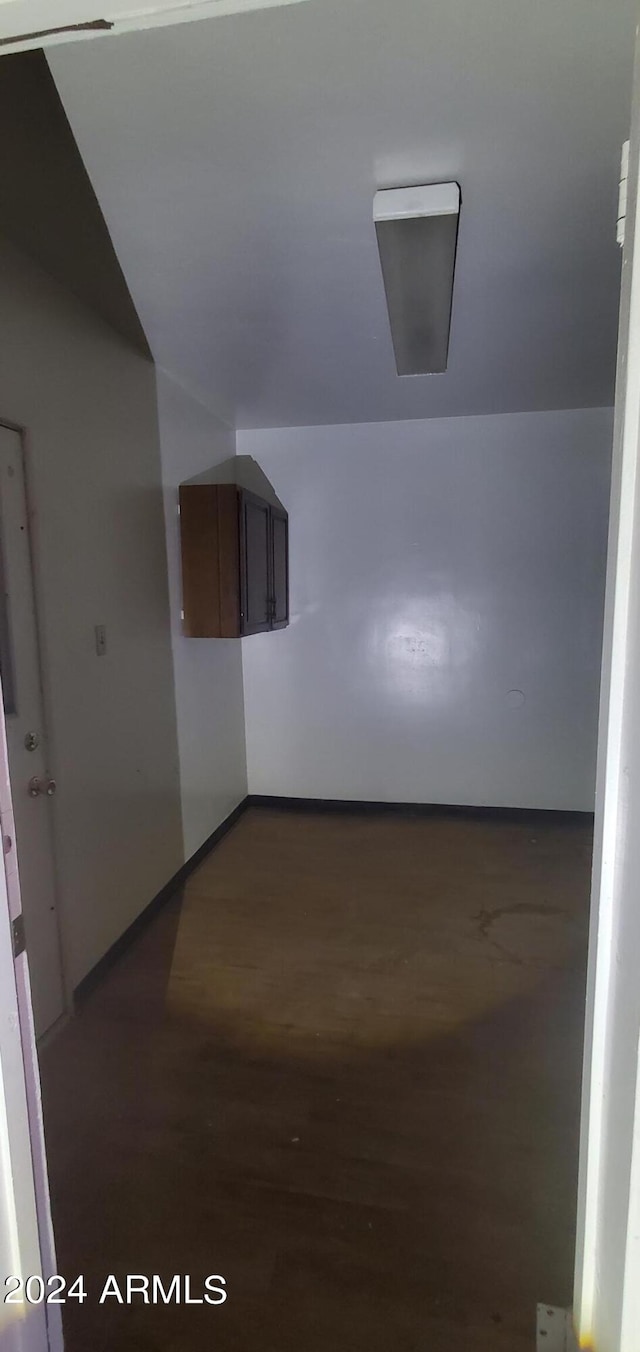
[95,625,107,657]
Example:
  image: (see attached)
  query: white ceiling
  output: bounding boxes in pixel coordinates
[49,0,636,429]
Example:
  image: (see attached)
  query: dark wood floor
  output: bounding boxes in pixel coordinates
[40,807,592,1351]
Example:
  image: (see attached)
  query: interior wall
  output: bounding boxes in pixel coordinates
[156,369,247,859]
[239,407,613,811]
[0,234,182,989]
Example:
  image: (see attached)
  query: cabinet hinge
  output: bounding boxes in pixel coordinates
[12,913,26,959]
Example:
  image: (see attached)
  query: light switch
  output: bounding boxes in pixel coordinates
[95,625,107,657]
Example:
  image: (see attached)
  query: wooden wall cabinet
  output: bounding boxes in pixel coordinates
[179,483,289,638]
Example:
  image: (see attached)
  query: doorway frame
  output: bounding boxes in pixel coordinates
[573,14,640,1350]
[1,0,640,1343]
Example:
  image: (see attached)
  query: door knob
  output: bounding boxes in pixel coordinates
[28,776,56,798]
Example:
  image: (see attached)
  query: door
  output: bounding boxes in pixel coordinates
[574,25,640,1352]
[0,849,51,1352]
[0,426,64,1037]
[0,695,60,1352]
[270,506,289,629]
[240,489,271,635]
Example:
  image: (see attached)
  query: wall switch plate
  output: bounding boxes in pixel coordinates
[95,625,107,657]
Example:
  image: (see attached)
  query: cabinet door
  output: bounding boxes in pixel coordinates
[240,490,271,634]
[270,506,289,629]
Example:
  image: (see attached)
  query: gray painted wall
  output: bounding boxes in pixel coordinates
[240,409,613,810]
[0,234,182,988]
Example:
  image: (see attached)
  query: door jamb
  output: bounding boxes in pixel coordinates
[574,15,640,1347]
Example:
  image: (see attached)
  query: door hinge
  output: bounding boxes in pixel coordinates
[11,913,26,959]
[536,1305,578,1352]
[617,139,629,247]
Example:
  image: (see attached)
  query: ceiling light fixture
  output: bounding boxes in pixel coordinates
[374,181,460,376]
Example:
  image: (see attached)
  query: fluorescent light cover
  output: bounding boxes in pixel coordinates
[374,182,460,376]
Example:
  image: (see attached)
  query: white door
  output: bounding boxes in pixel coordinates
[0,682,60,1352]
[574,15,640,1352]
[0,841,51,1352]
[0,425,65,1037]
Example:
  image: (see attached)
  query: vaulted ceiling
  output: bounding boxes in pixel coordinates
[0,50,147,353]
[48,0,636,428]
